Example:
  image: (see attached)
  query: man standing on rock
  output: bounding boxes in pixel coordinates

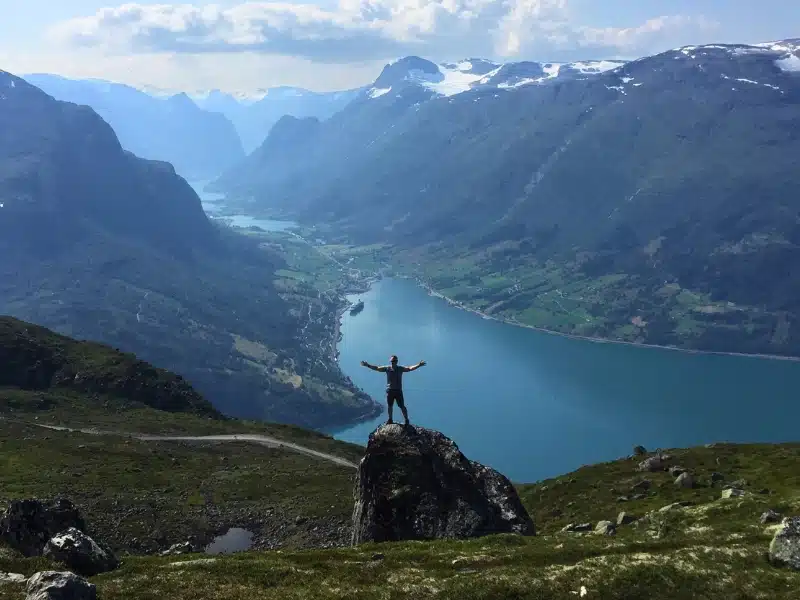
[360,356,426,426]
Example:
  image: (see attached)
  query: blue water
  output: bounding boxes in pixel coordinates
[191,181,295,231]
[334,278,800,483]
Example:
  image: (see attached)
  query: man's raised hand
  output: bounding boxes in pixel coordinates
[360,360,368,367]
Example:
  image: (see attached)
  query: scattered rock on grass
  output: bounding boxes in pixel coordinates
[561,523,593,533]
[674,472,695,488]
[761,510,782,525]
[43,528,118,576]
[659,501,694,513]
[617,512,638,526]
[769,517,800,570]
[669,466,687,477]
[25,571,96,600]
[594,521,616,536]
[160,541,195,556]
[721,488,745,499]
[637,456,665,472]
[633,446,648,456]
[1,499,85,557]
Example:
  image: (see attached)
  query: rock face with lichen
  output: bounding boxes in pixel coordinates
[352,424,535,544]
[43,528,119,577]
[0,499,85,557]
[769,516,800,570]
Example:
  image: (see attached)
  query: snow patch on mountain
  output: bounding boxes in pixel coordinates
[369,87,392,99]
[420,65,487,96]
[777,54,800,73]
[570,60,624,74]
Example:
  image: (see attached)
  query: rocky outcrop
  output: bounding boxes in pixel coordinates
[0,499,85,557]
[25,571,96,600]
[769,517,800,570]
[43,528,118,576]
[352,425,535,544]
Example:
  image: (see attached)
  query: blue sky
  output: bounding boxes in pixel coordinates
[1,0,797,92]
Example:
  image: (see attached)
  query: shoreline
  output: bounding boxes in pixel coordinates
[394,275,800,364]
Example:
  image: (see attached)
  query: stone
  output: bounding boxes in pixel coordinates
[761,510,781,525]
[630,479,651,492]
[674,472,695,488]
[42,528,118,576]
[637,456,665,472]
[25,571,96,600]
[0,572,26,584]
[633,445,648,456]
[721,488,745,499]
[351,425,535,544]
[616,496,629,503]
[0,499,86,557]
[710,472,725,484]
[669,466,687,477]
[561,523,593,533]
[617,512,638,526]
[659,501,694,513]
[630,494,646,501]
[594,521,616,536]
[160,541,195,556]
[370,553,385,561]
[769,517,800,570]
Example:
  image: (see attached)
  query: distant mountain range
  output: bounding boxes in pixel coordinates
[22,74,245,180]
[212,40,800,356]
[0,69,378,428]
[191,87,363,154]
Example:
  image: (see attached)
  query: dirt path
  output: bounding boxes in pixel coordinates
[26,422,358,469]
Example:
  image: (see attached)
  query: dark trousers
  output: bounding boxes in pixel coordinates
[386,389,405,408]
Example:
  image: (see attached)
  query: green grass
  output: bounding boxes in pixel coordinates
[0,419,358,556]
[0,419,799,598]
[0,389,365,461]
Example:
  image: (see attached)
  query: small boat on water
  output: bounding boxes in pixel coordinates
[349,299,364,315]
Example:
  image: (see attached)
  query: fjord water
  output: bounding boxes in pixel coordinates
[334,278,800,482]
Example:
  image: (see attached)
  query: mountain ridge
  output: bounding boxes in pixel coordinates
[22,73,245,179]
[213,38,800,357]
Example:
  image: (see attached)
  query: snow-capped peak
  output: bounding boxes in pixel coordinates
[365,57,628,100]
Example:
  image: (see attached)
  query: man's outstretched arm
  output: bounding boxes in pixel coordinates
[405,360,427,372]
[361,361,387,372]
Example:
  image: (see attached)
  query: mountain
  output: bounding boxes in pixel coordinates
[22,74,245,179]
[192,86,362,153]
[0,69,378,429]
[214,40,800,356]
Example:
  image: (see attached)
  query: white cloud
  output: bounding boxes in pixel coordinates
[47,1,719,64]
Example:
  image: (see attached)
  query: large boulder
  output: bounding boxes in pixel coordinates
[43,528,118,576]
[1,499,85,557]
[352,424,535,544]
[25,571,96,600]
[769,516,800,570]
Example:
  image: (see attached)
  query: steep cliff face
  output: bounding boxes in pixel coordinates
[352,424,535,544]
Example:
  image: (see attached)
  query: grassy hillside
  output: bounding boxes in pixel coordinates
[1,317,798,598]
[0,436,798,598]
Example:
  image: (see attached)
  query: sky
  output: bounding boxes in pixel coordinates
[0,0,797,93]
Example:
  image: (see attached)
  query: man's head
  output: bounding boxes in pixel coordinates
[390,355,398,365]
